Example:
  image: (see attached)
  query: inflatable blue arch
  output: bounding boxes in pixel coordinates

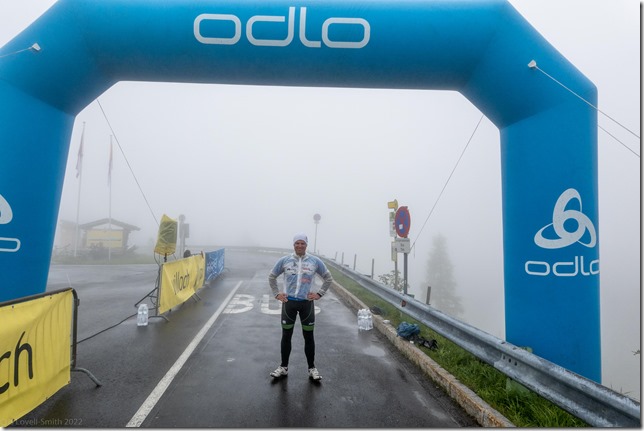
[0,0,600,381]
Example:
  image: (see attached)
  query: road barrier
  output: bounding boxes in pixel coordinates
[135,249,226,319]
[0,288,100,427]
[205,248,225,284]
[158,253,206,314]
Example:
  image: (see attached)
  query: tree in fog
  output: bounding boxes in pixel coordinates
[425,234,463,317]
[378,269,405,292]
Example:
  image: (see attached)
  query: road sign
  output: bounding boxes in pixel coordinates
[393,238,411,253]
[394,206,411,238]
[389,212,396,237]
[387,199,398,211]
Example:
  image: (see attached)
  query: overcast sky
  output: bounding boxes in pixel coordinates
[0,0,640,400]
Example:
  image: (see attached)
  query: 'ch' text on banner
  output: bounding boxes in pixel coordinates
[0,289,73,427]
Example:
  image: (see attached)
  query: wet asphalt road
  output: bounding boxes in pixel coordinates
[11,248,477,428]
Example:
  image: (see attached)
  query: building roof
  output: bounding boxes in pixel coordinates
[78,218,140,231]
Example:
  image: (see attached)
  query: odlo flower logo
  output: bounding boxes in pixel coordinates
[0,193,13,225]
[525,188,599,277]
[534,188,597,249]
[0,193,21,252]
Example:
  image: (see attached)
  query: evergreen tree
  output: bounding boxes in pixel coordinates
[425,234,464,317]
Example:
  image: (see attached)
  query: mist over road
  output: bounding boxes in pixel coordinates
[14,248,478,427]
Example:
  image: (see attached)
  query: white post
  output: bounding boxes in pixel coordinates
[73,122,85,258]
[108,135,113,262]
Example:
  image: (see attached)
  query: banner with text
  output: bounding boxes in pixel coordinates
[159,254,205,314]
[205,249,225,283]
[0,289,73,427]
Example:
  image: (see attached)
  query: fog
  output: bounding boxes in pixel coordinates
[1,0,639,400]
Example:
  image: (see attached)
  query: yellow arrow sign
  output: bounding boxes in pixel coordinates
[387,199,398,210]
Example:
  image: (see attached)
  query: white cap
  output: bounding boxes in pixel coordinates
[293,233,308,244]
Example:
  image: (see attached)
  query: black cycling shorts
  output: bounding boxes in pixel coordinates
[281,299,315,331]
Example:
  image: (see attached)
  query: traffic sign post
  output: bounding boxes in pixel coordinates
[388,201,411,295]
[394,206,411,238]
[395,206,411,294]
[403,250,408,295]
[393,238,411,253]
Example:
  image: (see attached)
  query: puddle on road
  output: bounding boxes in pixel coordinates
[361,343,386,357]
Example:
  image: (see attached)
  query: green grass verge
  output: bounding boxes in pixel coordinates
[329,267,588,427]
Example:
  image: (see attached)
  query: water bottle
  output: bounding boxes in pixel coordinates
[137,303,149,326]
[357,309,365,330]
[365,309,373,330]
[358,308,372,331]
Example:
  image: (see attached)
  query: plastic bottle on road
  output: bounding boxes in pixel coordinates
[357,309,365,330]
[358,308,373,331]
[137,303,149,326]
[365,308,373,330]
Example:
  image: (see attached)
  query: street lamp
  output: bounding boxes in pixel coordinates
[313,213,321,254]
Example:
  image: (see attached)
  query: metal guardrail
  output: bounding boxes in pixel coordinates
[323,257,640,427]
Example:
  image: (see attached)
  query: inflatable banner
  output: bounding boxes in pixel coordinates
[0,289,73,427]
[205,249,225,283]
[159,254,205,314]
[0,0,600,380]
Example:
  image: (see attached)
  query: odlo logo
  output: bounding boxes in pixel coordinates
[525,188,599,277]
[194,7,370,49]
[0,193,20,253]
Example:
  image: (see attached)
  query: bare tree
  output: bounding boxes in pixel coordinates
[378,269,405,292]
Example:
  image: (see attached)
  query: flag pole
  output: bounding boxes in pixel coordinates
[73,122,85,258]
[108,135,113,262]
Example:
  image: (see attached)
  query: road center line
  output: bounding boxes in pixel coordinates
[126,281,243,427]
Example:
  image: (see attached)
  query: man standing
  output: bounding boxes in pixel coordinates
[268,233,334,381]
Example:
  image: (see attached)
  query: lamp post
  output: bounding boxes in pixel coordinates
[178,214,186,257]
[313,213,321,254]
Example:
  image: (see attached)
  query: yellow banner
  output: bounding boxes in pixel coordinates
[154,214,177,256]
[87,229,123,248]
[159,254,205,314]
[0,289,73,427]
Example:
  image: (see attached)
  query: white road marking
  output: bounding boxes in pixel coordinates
[223,293,254,314]
[260,294,282,315]
[126,281,243,427]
